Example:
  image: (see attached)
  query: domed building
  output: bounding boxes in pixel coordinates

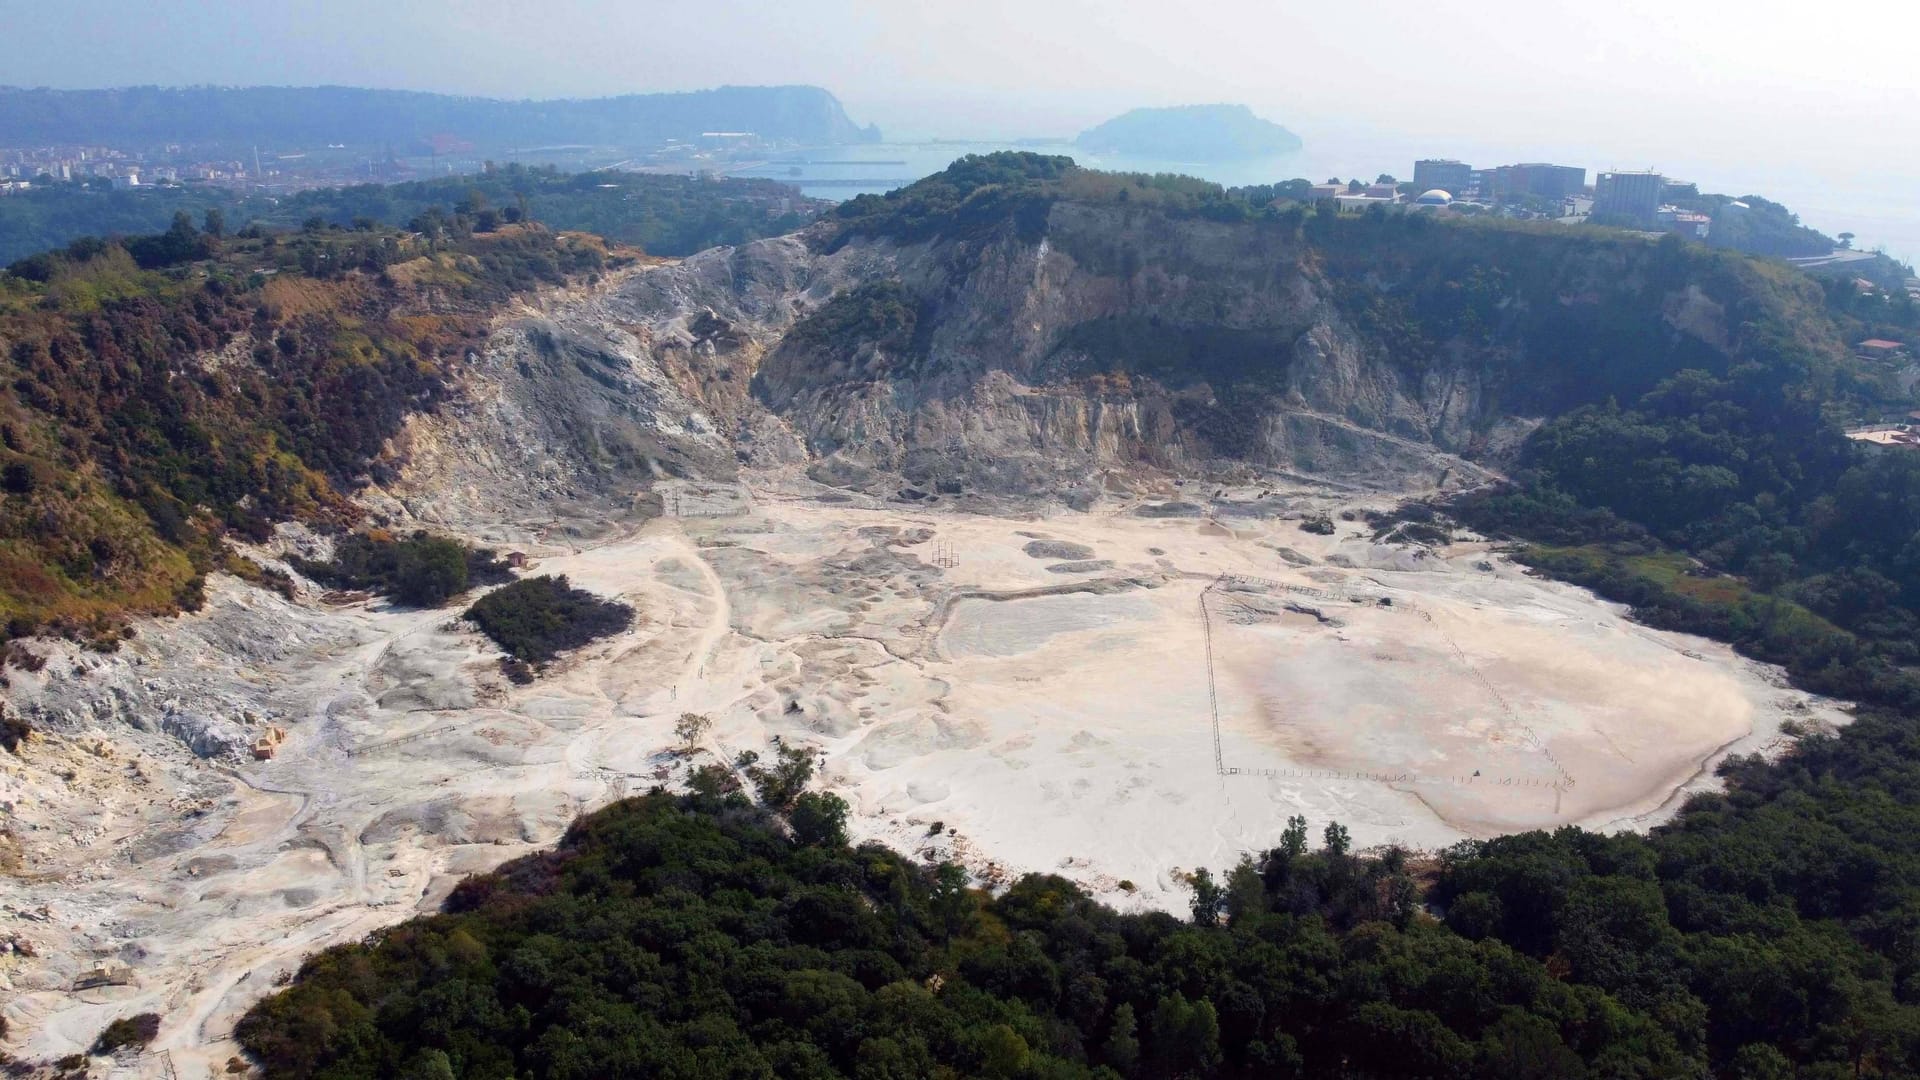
[1413,188,1455,207]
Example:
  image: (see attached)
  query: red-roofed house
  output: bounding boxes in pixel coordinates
[1858,339,1910,361]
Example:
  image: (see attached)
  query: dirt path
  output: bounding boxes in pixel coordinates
[666,533,733,709]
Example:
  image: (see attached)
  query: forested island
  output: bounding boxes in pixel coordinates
[1075,105,1303,160]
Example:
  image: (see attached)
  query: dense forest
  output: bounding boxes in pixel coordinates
[1438,237,1920,710]
[0,166,829,265]
[236,731,1920,1080]
[0,209,622,641]
[238,785,1701,1080]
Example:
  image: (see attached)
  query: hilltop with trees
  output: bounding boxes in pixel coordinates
[0,165,828,266]
[0,207,624,643]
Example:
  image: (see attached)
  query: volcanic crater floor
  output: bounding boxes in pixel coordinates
[0,479,1848,1069]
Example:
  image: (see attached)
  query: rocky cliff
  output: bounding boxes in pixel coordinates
[386,161,1839,522]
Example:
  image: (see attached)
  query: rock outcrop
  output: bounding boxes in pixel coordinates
[374,191,1793,521]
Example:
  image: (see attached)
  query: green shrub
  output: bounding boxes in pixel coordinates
[0,708,31,754]
[92,1012,161,1054]
[464,575,632,665]
[745,742,817,810]
[293,531,509,607]
[789,791,849,847]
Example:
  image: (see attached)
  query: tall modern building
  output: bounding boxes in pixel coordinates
[1491,163,1587,202]
[1413,159,1472,197]
[1594,171,1665,224]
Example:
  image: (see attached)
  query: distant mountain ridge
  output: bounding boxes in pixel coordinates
[1076,104,1302,160]
[0,84,880,148]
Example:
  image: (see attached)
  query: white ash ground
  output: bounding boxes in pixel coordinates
[0,473,1848,1073]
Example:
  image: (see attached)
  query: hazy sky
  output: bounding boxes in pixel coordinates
[6,0,1918,247]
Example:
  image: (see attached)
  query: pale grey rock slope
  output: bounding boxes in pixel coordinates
[369,204,1539,531]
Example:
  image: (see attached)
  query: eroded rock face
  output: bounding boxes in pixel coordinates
[160,711,253,759]
[374,198,1766,522]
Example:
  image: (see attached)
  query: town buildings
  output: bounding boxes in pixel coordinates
[1492,163,1586,203]
[1656,207,1712,239]
[1412,158,1472,197]
[1595,171,1665,224]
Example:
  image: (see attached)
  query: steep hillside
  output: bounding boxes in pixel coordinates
[0,214,628,639]
[0,153,1874,640]
[572,155,1863,501]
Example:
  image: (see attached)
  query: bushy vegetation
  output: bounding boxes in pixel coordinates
[91,1012,161,1054]
[0,166,827,267]
[0,214,610,642]
[0,707,31,753]
[782,282,921,358]
[764,281,928,393]
[263,166,822,259]
[1451,348,1920,708]
[291,530,512,607]
[239,789,1703,1080]
[1652,187,1838,259]
[1309,217,1863,411]
[234,669,1920,1079]
[1056,316,1300,392]
[827,152,1074,250]
[829,153,1317,256]
[1818,259,1920,346]
[464,575,633,665]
